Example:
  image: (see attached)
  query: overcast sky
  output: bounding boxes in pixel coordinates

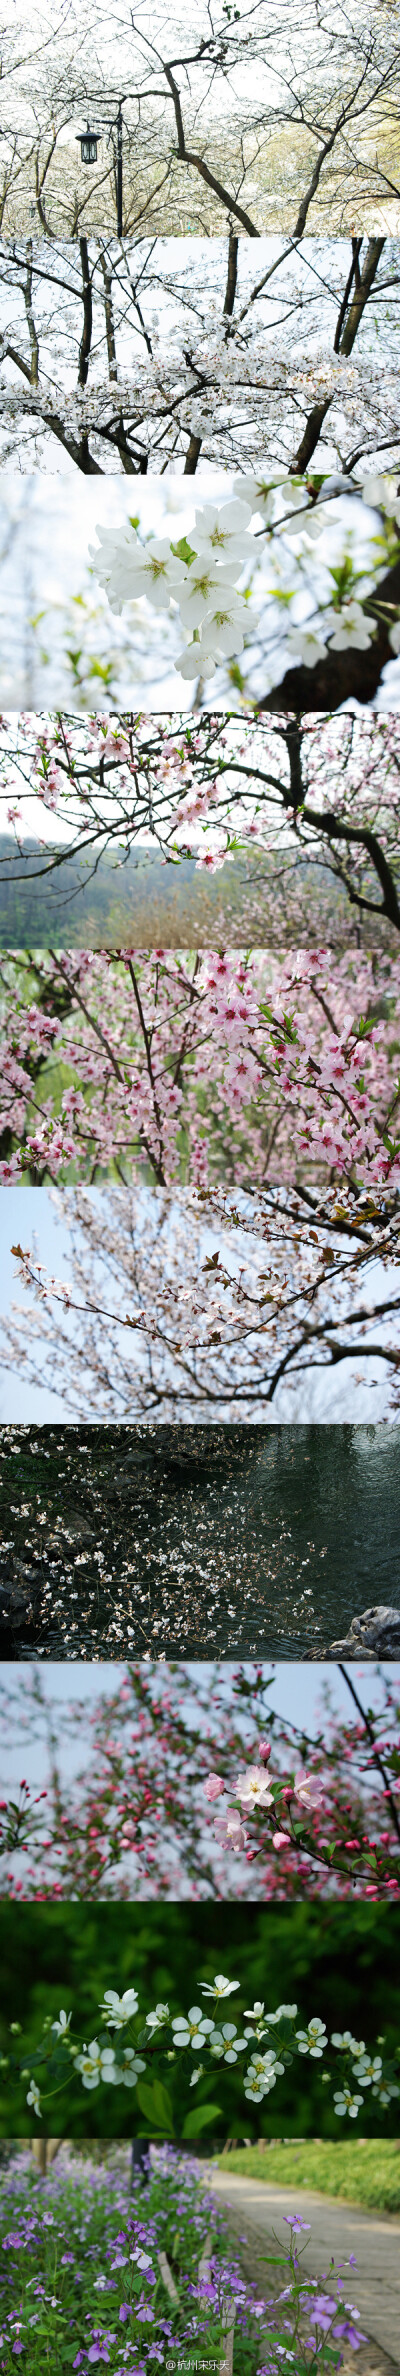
[1,1656,397,1794]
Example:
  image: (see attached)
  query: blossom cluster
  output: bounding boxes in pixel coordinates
[90,497,253,679]
[0,946,398,1194]
[2,1975,399,2127]
[2,714,399,936]
[2,1662,400,1904]
[89,475,400,687]
[2,295,400,476]
[6,1173,400,1424]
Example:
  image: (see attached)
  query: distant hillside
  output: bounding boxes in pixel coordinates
[0,837,395,948]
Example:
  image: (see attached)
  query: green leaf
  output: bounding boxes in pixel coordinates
[136,2077,174,2132]
[258,2253,289,2266]
[170,535,197,565]
[385,1749,400,1775]
[182,2102,222,2137]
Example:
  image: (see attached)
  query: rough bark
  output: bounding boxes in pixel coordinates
[259,553,400,717]
[339,238,386,356]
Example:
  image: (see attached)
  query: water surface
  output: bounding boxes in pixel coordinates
[1,1423,398,1661]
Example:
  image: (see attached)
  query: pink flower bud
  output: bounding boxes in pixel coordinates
[272,1831,291,1849]
[204,1772,225,1801]
[258,1739,271,1763]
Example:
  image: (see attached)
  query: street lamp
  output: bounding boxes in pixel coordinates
[76,98,126,236]
[77,121,102,165]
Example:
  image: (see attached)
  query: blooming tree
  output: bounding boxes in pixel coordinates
[4,1179,400,1420]
[1,712,399,937]
[1,2,399,239]
[0,946,398,1193]
[0,234,399,478]
[1,1660,400,1902]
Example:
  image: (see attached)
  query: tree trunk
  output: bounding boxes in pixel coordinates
[258,553,400,713]
[31,2138,62,2174]
[339,239,385,356]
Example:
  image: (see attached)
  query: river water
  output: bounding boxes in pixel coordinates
[1,1422,398,1661]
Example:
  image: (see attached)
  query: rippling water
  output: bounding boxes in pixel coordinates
[1,1423,398,1661]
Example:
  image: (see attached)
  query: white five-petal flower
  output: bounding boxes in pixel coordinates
[295,2018,327,2058]
[98,1988,139,2029]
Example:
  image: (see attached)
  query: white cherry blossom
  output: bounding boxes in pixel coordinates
[179,561,240,630]
[175,643,215,678]
[325,601,375,651]
[89,528,187,614]
[198,598,247,658]
[285,626,328,666]
[191,499,254,562]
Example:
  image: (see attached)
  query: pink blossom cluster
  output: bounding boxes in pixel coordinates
[2,715,399,944]
[2,1663,400,1903]
[0,946,398,1191]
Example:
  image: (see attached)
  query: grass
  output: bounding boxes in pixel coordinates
[215,2140,400,2214]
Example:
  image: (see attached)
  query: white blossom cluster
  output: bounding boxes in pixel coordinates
[1,353,399,478]
[89,473,400,682]
[90,495,254,678]
[1,227,400,476]
[13,1979,399,2124]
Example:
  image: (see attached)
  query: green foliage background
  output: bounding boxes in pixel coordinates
[1,1904,399,2138]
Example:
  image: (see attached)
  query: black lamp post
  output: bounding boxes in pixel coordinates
[76,98,126,236]
[115,100,124,241]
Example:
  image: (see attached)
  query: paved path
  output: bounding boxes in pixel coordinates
[210,2172,400,2366]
